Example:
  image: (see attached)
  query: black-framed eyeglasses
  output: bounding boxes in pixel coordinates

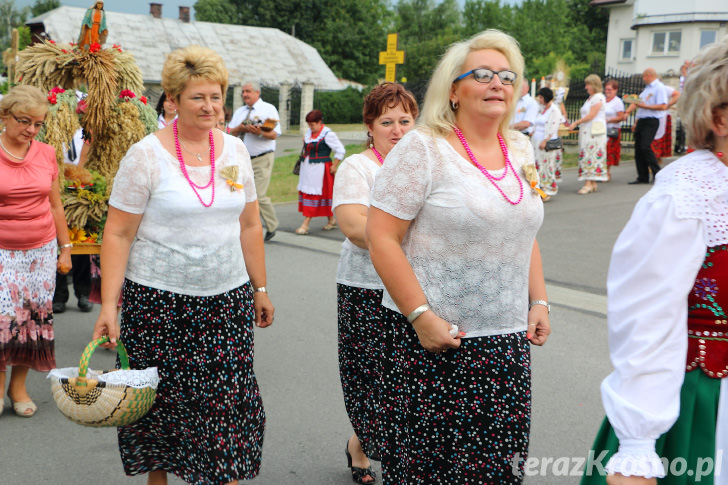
[11,114,45,130]
[454,68,518,85]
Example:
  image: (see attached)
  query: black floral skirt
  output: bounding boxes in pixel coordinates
[337,284,397,459]
[380,312,532,484]
[117,280,265,484]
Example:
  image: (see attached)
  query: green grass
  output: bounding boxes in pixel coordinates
[269,143,363,203]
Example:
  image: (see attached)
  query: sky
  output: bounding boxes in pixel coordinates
[16,1,197,20]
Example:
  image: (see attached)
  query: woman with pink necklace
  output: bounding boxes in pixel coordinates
[92,45,274,485]
[332,83,419,484]
[367,30,550,484]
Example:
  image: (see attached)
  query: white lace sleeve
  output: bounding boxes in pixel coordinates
[370,130,431,220]
[109,137,158,214]
[325,130,346,161]
[602,194,705,478]
[333,154,375,210]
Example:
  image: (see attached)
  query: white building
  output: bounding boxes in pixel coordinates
[592,0,728,76]
[25,4,345,132]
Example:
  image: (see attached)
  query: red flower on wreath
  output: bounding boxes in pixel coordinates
[112,44,122,52]
[140,96,147,105]
[119,90,136,101]
[48,39,56,45]
[89,43,101,53]
[50,86,65,95]
[47,94,57,105]
[76,99,88,115]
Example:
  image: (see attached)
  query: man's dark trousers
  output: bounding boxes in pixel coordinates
[634,117,661,182]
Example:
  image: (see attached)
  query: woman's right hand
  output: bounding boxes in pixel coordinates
[92,304,120,348]
[412,310,463,353]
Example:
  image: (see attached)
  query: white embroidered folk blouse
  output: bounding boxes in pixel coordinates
[369,127,544,338]
[109,133,257,296]
[332,153,383,290]
[602,150,728,478]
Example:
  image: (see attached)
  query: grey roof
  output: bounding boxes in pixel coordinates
[26,6,343,90]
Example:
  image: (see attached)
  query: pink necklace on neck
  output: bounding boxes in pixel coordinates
[453,126,523,205]
[173,119,215,207]
[371,145,384,165]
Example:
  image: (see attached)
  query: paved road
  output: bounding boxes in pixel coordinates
[0,151,661,484]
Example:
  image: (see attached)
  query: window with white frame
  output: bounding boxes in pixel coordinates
[651,31,681,55]
[700,30,717,49]
[620,39,633,61]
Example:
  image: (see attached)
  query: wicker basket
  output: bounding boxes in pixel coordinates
[49,337,159,427]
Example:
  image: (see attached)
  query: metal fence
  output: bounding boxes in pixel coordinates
[561,68,645,144]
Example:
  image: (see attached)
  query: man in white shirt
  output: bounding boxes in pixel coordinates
[510,82,538,135]
[625,68,668,184]
[230,82,281,241]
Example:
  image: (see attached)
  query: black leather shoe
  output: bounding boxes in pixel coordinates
[78,296,93,313]
[53,302,66,314]
[264,231,276,242]
[628,179,649,184]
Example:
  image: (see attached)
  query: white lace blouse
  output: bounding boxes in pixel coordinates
[332,153,383,290]
[602,150,728,478]
[370,127,544,338]
[109,133,257,296]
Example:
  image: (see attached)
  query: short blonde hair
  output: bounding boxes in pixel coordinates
[0,85,48,119]
[161,45,229,100]
[422,29,524,137]
[678,36,728,149]
[585,74,603,94]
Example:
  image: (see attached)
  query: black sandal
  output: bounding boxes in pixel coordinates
[345,442,377,484]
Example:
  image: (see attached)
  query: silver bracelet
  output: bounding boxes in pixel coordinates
[529,300,550,313]
[407,304,430,324]
[59,243,74,249]
[254,286,267,293]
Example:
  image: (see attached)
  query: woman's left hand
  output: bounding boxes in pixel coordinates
[527,305,550,346]
[329,164,338,174]
[57,250,72,274]
[539,141,547,150]
[253,292,274,328]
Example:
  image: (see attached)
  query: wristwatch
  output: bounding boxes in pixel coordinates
[529,300,550,313]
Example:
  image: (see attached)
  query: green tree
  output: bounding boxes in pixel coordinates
[395,0,462,82]
[30,0,60,17]
[193,0,242,24]
[462,0,511,37]
[194,0,391,84]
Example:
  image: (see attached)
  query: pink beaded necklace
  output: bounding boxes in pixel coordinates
[173,119,215,207]
[371,145,384,165]
[453,126,523,205]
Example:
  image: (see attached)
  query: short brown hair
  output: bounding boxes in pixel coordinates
[584,74,603,93]
[363,82,419,128]
[0,85,48,119]
[161,45,229,101]
[305,110,323,123]
[605,79,619,91]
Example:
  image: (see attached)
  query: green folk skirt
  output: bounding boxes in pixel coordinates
[582,370,721,484]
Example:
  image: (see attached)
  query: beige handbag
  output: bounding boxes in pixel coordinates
[591,121,606,136]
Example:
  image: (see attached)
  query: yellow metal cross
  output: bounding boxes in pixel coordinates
[379,33,405,82]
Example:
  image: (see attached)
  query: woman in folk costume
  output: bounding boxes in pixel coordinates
[581,36,728,485]
[295,110,345,235]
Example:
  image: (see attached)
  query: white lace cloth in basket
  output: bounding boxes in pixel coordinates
[48,367,159,389]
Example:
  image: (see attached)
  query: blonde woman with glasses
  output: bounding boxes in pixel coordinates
[0,85,73,418]
[367,30,550,484]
